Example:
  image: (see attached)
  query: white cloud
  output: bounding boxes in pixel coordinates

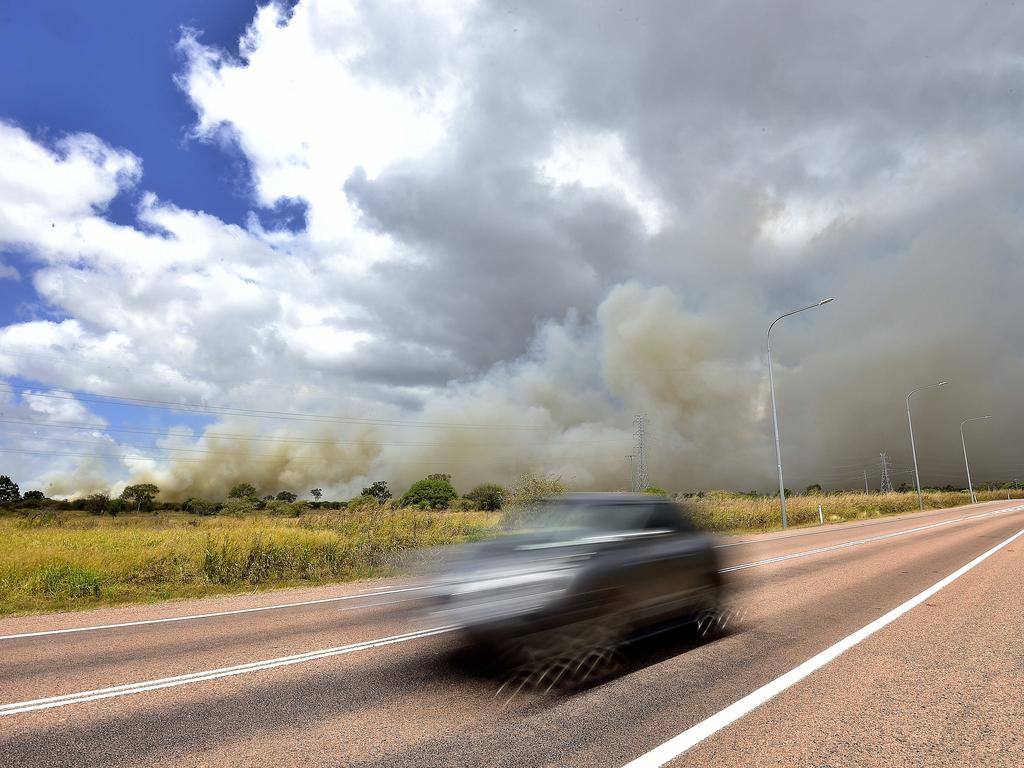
[177,0,465,248]
[538,130,667,234]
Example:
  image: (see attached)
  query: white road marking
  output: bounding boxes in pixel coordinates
[621,525,1024,768]
[0,625,456,716]
[711,499,1010,549]
[0,585,428,642]
[719,504,1024,573]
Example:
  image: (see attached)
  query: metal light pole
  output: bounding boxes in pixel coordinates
[906,381,947,511]
[960,415,991,504]
[767,297,834,528]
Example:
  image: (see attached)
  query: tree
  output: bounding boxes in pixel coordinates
[229,483,257,500]
[121,483,159,513]
[426,473,452,483]
[85,493,110,515]
[400,476,457,510]
[464,483,506,511]
[361,480,392,502]
[23,490,45,501]
[310,488,323,501]
[502,471,566,528]
[0,475,20,504]
[275,490,297,503]
[183,497,218,516]
[106,498,128,517]
[506,471,565,507]
[804,484,823,495]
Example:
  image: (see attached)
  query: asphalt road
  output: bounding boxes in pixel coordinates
[2,499,1022,767]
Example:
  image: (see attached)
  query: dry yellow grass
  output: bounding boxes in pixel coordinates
[0,508,500,616]
[688,489,1021,533]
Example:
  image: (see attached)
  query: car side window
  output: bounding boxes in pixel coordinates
[644,502,694,533]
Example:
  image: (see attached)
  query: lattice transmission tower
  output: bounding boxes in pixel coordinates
[633,413,649,493]
[879,452,894,494]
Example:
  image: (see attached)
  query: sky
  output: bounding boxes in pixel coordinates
[1,0,1023,500]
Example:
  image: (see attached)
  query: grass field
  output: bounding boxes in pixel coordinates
[0,507,500,616]
[1,489,1019,616]
[687,489,1022,533]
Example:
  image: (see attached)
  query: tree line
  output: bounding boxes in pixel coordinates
[0,472,509,516]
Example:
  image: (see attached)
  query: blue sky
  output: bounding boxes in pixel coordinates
[0,2,265,463]
[0,1,263,327]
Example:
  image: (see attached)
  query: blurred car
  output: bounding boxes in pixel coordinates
[427,493,723,664]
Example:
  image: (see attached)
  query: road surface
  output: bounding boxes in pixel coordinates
[2,499,1022,767]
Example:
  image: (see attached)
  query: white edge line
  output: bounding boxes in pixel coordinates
[0,585,428,641]
[719,504,1024,573]
[621,524,1024,768]
[710,499,1014,549]
[0,625,456,716]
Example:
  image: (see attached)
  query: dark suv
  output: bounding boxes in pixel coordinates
[428,493,722,663]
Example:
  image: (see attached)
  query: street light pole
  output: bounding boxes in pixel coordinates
[960,415,991,504]
[906,381,947,511]
[767,297,834,528]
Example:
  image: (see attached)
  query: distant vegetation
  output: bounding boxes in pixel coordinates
[684,488,1022,533]
[1,469,1020,616]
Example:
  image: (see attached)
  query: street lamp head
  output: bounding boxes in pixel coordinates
[819,297,834,305]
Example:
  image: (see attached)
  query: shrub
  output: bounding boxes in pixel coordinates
[221,498,259,516]
[502,472,566,528]
[106,498,129,517]
[228,483,257,500]
[449,497,478,512]
[506,471,565,507]
[346,494,380,512]
[85,493,110,515]
[643,486,669,497]
[183,497,218,516]
[464,483,506,511]
[400,477,458,510]
[361,481,392,502]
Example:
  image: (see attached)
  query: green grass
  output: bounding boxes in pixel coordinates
[0,508,500,616]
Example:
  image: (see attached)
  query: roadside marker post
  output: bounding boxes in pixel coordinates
[818,504,824,525]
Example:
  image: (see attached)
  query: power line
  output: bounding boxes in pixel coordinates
[0,384,556,431]
[0,417,632,449]
[0,445,632,468]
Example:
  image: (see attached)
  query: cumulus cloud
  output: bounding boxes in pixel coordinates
[2,0,1024,498]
